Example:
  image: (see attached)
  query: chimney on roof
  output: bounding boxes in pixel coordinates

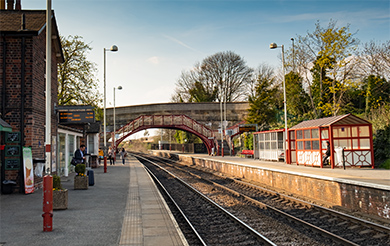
[6,0,14,10]
[15,0,20,10]
[21,13,25,30]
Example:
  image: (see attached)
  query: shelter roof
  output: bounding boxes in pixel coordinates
[0,118,12,132]
[289,114,371,130]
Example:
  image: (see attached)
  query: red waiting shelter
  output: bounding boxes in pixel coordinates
[287,114,374,168]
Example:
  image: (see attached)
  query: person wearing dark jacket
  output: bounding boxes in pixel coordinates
[74,144,86,164]
[322,141,330,165]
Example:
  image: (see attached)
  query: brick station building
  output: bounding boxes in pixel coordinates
[0,1,64,193]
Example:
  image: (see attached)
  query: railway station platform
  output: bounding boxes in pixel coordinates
[0,156,187,246]
[151,151,390,222]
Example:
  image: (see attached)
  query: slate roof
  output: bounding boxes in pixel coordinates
[289,114,371,130]
[0,10,46,32]
[0,10,64,63]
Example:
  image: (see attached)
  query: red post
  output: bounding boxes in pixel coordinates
[104,156,107,173]
[42,175,53,231]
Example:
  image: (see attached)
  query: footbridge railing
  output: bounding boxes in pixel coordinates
[114,115,216,154]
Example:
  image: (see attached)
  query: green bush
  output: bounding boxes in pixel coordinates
[373,124,390,161]
[53,175,62,190]
[379,159,390,169]
[75,164,86,175]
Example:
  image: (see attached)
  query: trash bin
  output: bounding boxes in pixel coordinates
[87,169,94,186]
[2,180,16,194]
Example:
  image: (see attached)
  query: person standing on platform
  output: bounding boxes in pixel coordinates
[120,148,127,165]
[108,147,115,165]
[74,145,86,164]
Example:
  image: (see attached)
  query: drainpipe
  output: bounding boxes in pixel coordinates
[0,34,5,192]
[1,34,5,118]
[19,35,25,193]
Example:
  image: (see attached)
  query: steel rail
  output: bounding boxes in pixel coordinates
[136,155,207,246]
[136,154,276,246]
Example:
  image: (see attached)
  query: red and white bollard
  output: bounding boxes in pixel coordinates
[42,175,53,232]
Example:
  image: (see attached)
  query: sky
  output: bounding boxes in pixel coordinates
[22,0,390,108]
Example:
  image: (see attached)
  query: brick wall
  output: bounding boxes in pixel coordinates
[0,29,59,191]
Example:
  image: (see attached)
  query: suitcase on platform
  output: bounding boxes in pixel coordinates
[87,170,94,186]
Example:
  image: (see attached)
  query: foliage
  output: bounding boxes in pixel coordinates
[53,175,63,191]
[188,81,218,102]
[372,124,390,161]
[57,35,103,120]
[172,51,254,102]
[362,75,390,114]
[379,159,390,170]
[174,130,202,144]
[292,20,359,117]
[242,133,253,150]
[285,72,310,118]
[247,72,278,130]
[75,164,86,176]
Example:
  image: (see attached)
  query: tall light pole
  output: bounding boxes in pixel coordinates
[113,85,122,157]
[270,43,288,163]
[291,38,295,72]
[103,45,118,173]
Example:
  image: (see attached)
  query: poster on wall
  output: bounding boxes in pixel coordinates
[23,147,34,194]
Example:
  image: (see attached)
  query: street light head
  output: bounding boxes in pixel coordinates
[110,45,118,52]
[269,43,278,49]
[117,86,123,90]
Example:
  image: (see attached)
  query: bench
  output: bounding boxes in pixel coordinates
[240,149,254,158]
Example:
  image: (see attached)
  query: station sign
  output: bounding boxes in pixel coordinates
[239,124,258,132]
[59,110,95,124]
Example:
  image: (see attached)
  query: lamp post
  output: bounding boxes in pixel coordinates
[291,38,295,72]
[270,43,288,163]
[103,45,118,173]
[113,85,122,160]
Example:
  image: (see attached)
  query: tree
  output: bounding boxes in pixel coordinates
[357,40,390,81]
[247,70,278,131]
[57,35,102,117]
[284,71,310,120]
[172,51,254,102]
[292,20,359,117]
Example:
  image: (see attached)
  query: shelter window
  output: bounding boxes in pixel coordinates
[271,132,277,140]
[289,130,295,140]
[304,141,311,150]
[360,139,371,149]
[290,141,296,150]
[259,134,264,141]
[359,126,370,137]
[297,130,303,139]
[321,129,329,139]
[312,129,319,138]
[312,140,320,150]
[259,142,264,149]
[304,130,311,139]
[334,126,350,138]
[271,142,277,149]
[265,142,270,149]
[278,141,284,149]
[264,133,270,141]
[297,141,304,150]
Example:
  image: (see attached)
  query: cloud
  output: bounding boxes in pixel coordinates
[163,34,202,53]
[147,56,160,64]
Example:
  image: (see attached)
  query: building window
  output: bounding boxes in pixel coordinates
[88,135,95,154]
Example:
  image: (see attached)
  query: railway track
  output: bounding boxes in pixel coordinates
[137,155,276,245]
[134,153,390,246]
